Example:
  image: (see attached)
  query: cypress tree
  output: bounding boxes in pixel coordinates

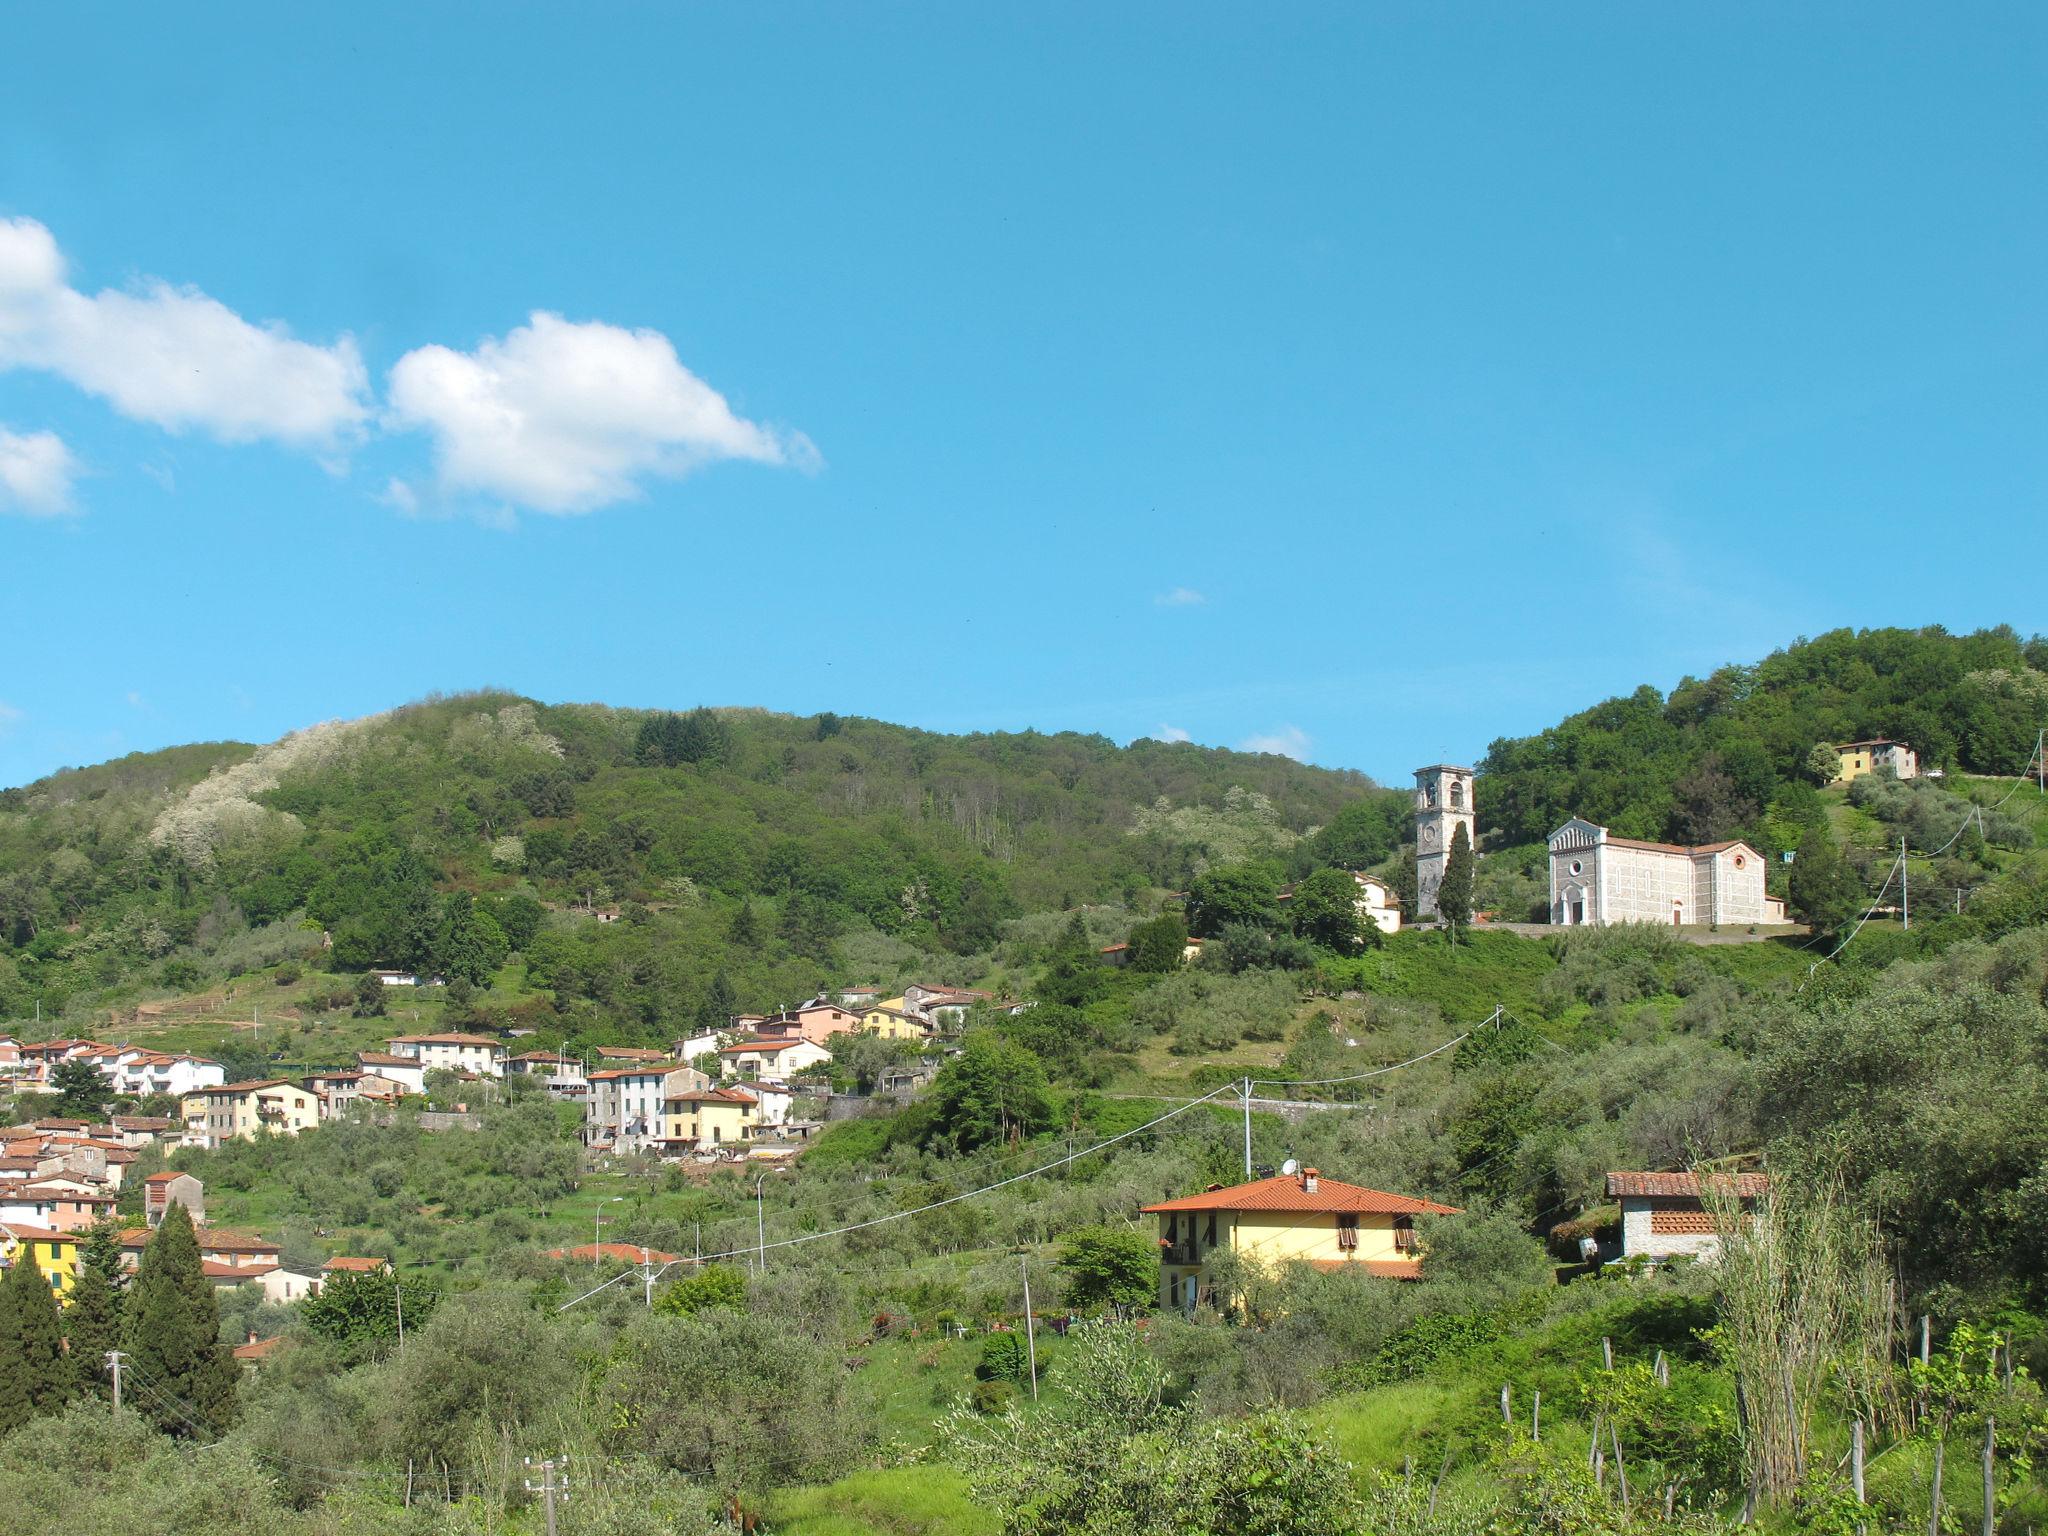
[66,1218,127,1399]
[1438,824,1476,941]
[120,1203,238,1437]
[0,1247,27,1434]
[7,1243,74,1418]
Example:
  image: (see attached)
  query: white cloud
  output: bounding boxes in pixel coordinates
[1155,586,1206,607]
[379,477,420,516]
[1239,725,1312,761]
[0,216,368,448]
[1153,724,1192,743]
[0,700,22,734]
[0,426,78,515]
[386,311,815,515]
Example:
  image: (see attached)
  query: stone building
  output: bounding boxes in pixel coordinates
[1546,818,1769,927]
[1606,1170,1768,1263]
[1413,765,1476,920]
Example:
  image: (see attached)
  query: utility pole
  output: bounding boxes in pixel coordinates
[1241,1077,1253,1180]
[1020,1252,1039,1401]
[394,1265,405,1348]
[755,1174,767,1272]
[523,1455,566,1536]
[1900,837,1909,931]
[642,1245,653,1308]
[106,1350,124,1414]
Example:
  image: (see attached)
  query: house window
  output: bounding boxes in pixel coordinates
[1204,1213,1217,1245]
[1393,1215,1417,1254]
[1337,1213,1359,1251]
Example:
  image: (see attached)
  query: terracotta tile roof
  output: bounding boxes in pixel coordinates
[593,1046,670,1060]
[233,1335,287,1360]
[545,1241,681,1265]
[386,1033,503,1047]
[1303,1258,1426,1279]
[143,1171,190,1185]
[0,1221,71,1243]
[203,1260,280,1281]
[1605,1171,1769,1200]
[588,1066,671,1081]
[1141,1174,1462,1217]
[718,1037,810,1054]
[121,1227,280,1253]
[321,1255,389,1272]
[356,1052,415,1067]
[208,1079,301,1093]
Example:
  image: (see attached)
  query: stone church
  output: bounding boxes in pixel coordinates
[1545,818,1771,927]
[1413,765,1475,920]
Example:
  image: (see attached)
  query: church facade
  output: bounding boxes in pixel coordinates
[1546,818,1769,928]
[1414,765,1475,920]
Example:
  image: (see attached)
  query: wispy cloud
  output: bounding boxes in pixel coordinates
[1152,724,1192,743]
[1154,586,1206,608]
[1239,724,1312,761]
[0,701,23,735]
[0,217,368,449]
[0,426,79,515]
[386,312,817,516]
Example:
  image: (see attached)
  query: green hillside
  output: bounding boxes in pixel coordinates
[0,695,1369,1030]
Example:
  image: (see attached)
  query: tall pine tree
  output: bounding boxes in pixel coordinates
[1438,824,1476,942]
[120,1203,238,1437]
[66,1218,126,1399]
[0,1247,25,1434]
[0,1244,73,1426]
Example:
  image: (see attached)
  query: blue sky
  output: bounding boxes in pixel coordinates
[3,5,2044,790]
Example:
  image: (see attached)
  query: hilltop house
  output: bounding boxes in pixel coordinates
[1142,1168,1461,1312]
[303,1069,406,1118]
[1547,819,1770,928]
[384,1033,507,1078]
[116,1225,317,1302]
[756,999,866,1046]
[717,1036,831,1082]
[1607,1170,1770,1263]
[0,1182,118,1232]
[854,1005,928,1042]
[182,1081,322,1149]
[1832,739,1919,784]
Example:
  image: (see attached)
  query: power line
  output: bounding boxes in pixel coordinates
[1252,1013,1490,1091]
[559,1081,1242,1306]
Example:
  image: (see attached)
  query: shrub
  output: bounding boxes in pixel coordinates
[977,1329,1030,1383]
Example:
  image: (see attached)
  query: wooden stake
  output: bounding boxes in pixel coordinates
[1603,1335,1615,1370]
[1500,1384,1512,1424]
[1929,1435,1945,1536]
[1612,1419,1632,1508]
[1532,1389,1541,1442]
[1982,1418,1995,1536]
[1664,1483,1676,1521]
[1427,1449,1452,1517]
[1852,1417,1865,1505]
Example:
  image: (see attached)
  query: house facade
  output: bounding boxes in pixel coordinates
[1547,819,1770,928]
[144,1170,205,1228]
[855,1006,927,1042]
[662,1087,760,1148]
[1607,1170,1769,1262]
[181,1080,322,1148]
[1142,1169,1461,1311]
[0,1222,80,1302]
[586,1065,710,1151]
[355,1052,427,1094]
[1832,739,1919,784]
[385,1033,507,1078]
[716,1037,832,1082]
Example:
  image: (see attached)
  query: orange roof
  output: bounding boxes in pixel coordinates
[1303,1258,1426,1279]
[1141,1173,1461,1217]
[233,1335,287,1360]
[356,1052,415,1066]
[143,1171,190,1185]
[386,1033,502,1047]
[321,1255,389,1272]
[121,1226,279,1253]
[1606,1171,1769,1200]
[0,1221,71,1243]
[718,1037,811,1054]
[588,1065,674,1080]
[545,1241,681,1265]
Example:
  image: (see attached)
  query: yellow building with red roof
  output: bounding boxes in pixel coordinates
[1141,1167,1460,1311]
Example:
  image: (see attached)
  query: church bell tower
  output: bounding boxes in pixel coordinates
[1414,765,1475,920]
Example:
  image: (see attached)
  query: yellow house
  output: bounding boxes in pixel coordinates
[857,1006,928,1042]
[663,1087,760,1148]
[0,1220,81,1303]
[1141,1169,1461,1311]
[1832,739,1919,784]
[182,1079,323,1149]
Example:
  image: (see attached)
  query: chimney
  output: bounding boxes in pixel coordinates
[1303,1168,1320,1195]
[246,1330,258,1346]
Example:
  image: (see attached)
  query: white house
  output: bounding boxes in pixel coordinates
[1547,820,1770,928]
[1350,872,1402,936]
[672,1029,723,1064]
[107,1051,225,1099]
[355,1052,427,1094]
[716,1037,832,1082]
[726,1080,795,1127]
[384,1033,507,1078]
[1607,1170,1769,1263]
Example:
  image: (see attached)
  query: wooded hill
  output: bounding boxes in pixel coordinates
[0,696,1369,1025]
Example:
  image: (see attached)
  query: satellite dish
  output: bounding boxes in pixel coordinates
[1280,1158,1300,1176]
